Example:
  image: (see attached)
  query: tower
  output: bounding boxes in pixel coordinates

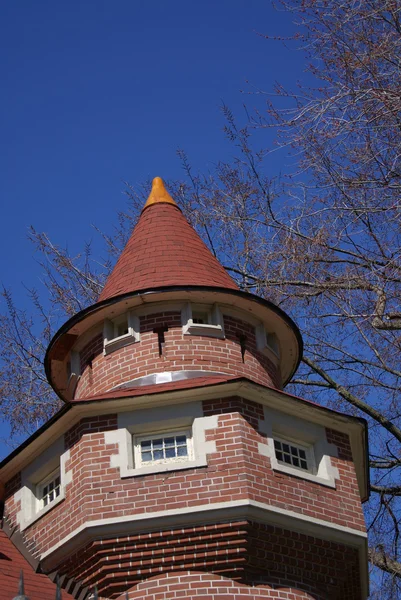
[1,178,368,599]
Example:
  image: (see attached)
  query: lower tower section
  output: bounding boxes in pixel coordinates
[3,383,368,599]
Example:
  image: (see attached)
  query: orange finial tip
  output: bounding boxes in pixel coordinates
[143,177,177,210]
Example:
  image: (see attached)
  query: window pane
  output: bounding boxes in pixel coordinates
[116,322,128,337]
[137,433,190,465]
[193,311,208,324]
[274,438,309,472]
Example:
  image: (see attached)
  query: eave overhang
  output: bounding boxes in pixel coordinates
[45,285,304,401]
[0,377,368,503]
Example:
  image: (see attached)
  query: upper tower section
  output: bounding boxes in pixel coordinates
[45,178,303,402]
[99,177,239,302]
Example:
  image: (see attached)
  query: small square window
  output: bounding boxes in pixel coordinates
[182,303,224,338]
[103,312,140,354]
[255,324,280,358]
[37,469,61,511]
[134,430,193,469]
[116,320,129,338]
[273,437,313,473]
[192,311,209,325]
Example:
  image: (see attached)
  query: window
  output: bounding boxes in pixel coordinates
[16,437,71,530]
[255,324,280,358]
[134,429,193,469]
[104,403,218,478]
[192,310,209,324]
[37,469,61,511]
[181,303,224,338]
[103,311,140,354]
[258,406,339,489]
[274,437,312,473]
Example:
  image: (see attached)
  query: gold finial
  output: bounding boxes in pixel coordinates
[143,177,177,210]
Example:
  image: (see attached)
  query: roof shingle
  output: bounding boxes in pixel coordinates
[0,530,73,600]
[98,178,238,302]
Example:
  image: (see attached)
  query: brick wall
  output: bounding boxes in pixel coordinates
[75,311,281,398]
[32,521,360,599]
[5,397,365,565]
[54,521,361,599]
[4,472,21,529]
[117,572,322,600]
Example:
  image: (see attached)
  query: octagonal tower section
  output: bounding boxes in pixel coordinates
[1,178,369,600]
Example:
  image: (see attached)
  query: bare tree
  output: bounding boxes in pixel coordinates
[1,0,401,595]
[156,1,401,595]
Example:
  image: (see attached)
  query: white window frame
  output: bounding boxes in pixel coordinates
[258,407,339,488]
[15,438,72,531]
[103,311,140,354]
[255,323,280,358]
[181,303,225,338]
[273,435,315,474]
[36,468,62,512]
[133,428,194,469]
[104,403,218,478]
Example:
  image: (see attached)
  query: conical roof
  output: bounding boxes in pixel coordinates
[98,177,239,302]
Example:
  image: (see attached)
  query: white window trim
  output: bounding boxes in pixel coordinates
[133,428,194,469]
[36,468,61,512]
[15,438,72,531]
[181,303,225,338]
[273,435,315,475]
[258,406,339,488]
[103,311,140,355]
[255,323,280,359]
[104,403,218,478]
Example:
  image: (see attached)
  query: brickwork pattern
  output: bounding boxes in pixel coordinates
[5,396,366,566]
[75,312,280,398]
[118,573,321,600]
[98,203,239,302]
[28,521,361,599]
[4,472,22,529]
[52,521,360,599]
[56,521,250,598]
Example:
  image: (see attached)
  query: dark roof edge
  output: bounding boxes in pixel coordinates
[44,285,304,397]
[0,403,72,471]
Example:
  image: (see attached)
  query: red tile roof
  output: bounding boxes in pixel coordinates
[0,530,73,600]
[98,178,239,302]
[73,374,239,402]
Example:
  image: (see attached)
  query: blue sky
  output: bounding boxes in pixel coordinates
[0,1,305,456]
